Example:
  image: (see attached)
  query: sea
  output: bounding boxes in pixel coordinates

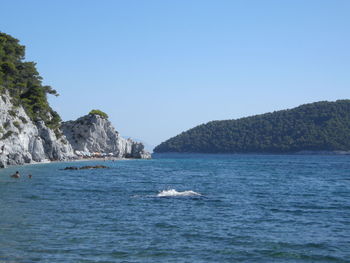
[0,154,349,263]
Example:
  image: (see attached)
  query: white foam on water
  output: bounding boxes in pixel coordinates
[157,189,202,197]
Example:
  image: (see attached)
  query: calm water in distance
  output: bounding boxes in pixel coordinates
[0,154,349,263]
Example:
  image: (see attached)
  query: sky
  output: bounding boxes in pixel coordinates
[1,0,349,147]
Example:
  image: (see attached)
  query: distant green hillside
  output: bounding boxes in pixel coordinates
[154,100,350,153]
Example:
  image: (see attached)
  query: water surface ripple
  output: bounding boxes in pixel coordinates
[0,154,349,262]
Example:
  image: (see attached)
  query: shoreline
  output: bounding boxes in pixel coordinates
[33,156,136,165]
[153,151,350,156]
[1,156,142,170]
[3,150,350,170]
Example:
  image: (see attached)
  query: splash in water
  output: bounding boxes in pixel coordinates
[157,189,201,197]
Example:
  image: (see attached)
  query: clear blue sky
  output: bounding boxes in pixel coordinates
[2,0,349,147]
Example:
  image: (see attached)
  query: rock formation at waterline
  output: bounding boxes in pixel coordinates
[0,95,151,168]
[0,92,75,168]
[61,113,151,159]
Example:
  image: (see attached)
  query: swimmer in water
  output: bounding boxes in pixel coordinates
[10,171,20,178]
[28,174,32,179]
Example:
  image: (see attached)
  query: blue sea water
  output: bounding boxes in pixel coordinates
[0,154,349,263]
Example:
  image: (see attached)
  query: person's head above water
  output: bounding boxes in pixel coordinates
[10,171,20,178]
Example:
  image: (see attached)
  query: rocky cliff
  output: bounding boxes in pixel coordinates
[0,32,150,168]
[0,92,75,168]
[61,114,151,159]
[0,93,151,168]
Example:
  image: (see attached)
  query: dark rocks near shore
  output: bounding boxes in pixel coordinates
[62,165,109,170]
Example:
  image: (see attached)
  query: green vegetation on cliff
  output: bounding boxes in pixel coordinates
[154,100,350,153]
[0,32,60,129]
[89,109,109,119]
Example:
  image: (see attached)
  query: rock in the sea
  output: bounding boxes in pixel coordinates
[62,165,108,170]
[0,92,75,168]
[61,113,151,159]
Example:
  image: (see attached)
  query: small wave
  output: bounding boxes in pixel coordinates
[157,189,201,197]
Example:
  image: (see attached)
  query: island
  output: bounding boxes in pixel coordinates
[154,100,350,154]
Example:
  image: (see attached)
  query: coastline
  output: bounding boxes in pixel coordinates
[4,149,350,170]
[1,156,141,170]
[153,150,350,156]
[34,156,136,165]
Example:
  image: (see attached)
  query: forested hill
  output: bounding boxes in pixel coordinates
[0,32,60,130]
[154,100,350,154]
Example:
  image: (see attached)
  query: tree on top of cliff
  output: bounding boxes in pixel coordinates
[89,109,109,119]
[0,32,61,130]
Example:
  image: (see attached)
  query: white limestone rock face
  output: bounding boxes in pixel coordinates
[36,121,75,160]
[61,114,151,159]
[0,92,75,168]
